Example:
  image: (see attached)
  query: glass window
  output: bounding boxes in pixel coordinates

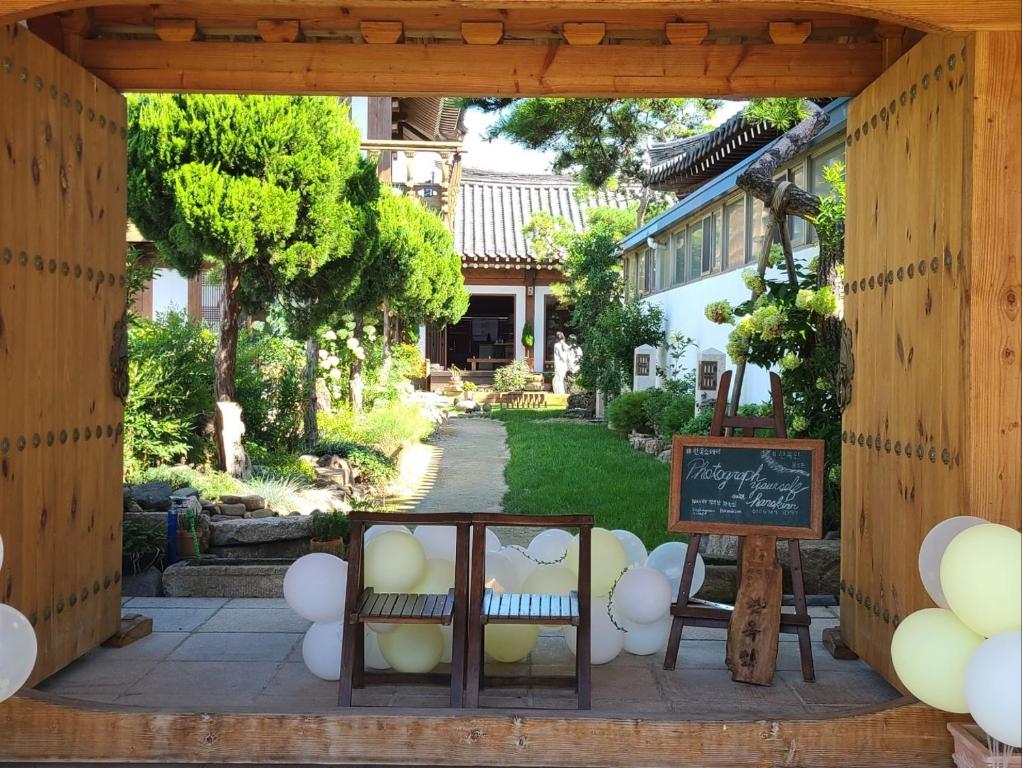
[689,223,703,281]
[643,248,656,294]
[672,230,687,285]
[724,196,745,269]
[788,163,807,245]
[712,211,722,272]
[748,195,772,264]
[636,252,646,296]
[811,143,846,197]
[659,245,671,290]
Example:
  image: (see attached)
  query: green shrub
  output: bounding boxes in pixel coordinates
[236,328,305,452]
[310,438,397,488]
[680,408,714,436]
[311,510,351,542]
[246,443,317,483]
[607,390,653,434]
[134,465,245,499]
[493,360,532,393]
[642,389,696,437]
[361,400,434,456]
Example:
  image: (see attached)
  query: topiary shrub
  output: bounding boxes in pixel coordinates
[493,360,532,393]
[607,390,654,434]
[642,389,696,437]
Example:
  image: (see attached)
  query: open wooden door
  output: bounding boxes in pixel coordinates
[841,32,1021,684]
[0,24,126,684]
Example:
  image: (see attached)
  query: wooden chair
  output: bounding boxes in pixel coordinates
[338,512,473,707]
[464,514,593,710]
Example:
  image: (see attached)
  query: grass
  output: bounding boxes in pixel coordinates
[489,409,684,549]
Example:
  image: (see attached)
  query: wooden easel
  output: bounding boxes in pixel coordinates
[663,370,816,684]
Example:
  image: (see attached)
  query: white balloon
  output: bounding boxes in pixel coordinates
[527,529,573,563]
[622,615,672,656]
[613,566,672,624]
[918,516,986,608]
[365,627,391,670]
[283,553,348,622]
[965,632,1022,748]
[367,622,396,635]
[365,531,426,593]
[414,525,457,562]
[485,550,520,594]
[301,621,343,681]
[646,541,704,597]
[0,604,37,703]
[364,524,411,544]
[612,530,648,566]
[565,596,624,665]
[485,528,502,553]
[501,545,538,585]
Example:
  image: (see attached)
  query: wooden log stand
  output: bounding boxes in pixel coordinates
[663,371,820,685]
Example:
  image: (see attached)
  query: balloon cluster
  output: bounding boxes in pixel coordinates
[0,535,39,704]
[892,518,1021,749]
[286,525,704,678]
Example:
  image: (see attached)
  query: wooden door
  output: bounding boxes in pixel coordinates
[0,24,126,684]
[841,32,1021,684]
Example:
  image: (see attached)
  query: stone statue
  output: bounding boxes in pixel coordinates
[552,331,570,395]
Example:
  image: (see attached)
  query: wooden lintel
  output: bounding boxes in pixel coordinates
[78,39,884,97]
[665,22,708,46]
[256,18,301,43]
[360,20,402,44]
[875,22,905,68]
[461,20,503,45]
[562,21,605,45]
[0,692,966,767]
[768,21,812,44]
[153,18,197,42]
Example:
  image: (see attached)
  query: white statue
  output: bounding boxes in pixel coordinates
[552,331,571,394]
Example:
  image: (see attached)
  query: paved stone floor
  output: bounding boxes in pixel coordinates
[36,597,900,717]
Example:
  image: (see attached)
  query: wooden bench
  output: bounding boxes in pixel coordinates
[338,512,473,707]
[465,514,593,710]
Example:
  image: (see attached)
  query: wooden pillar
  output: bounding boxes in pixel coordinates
[186,273,202,322]
[524,270,536,370]
[841,32,1021,685]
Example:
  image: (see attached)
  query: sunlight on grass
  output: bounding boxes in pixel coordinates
[490,409,684,549]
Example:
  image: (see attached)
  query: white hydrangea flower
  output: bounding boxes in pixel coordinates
[346,337,360,351]
[322,330,337,341]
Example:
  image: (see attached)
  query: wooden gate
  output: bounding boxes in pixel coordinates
[841,32,1021,684]
[0,25,125,684]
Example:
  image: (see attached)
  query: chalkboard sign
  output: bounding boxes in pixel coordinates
[668,436,824,539]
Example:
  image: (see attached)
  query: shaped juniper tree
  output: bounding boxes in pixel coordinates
[127,95,362,473]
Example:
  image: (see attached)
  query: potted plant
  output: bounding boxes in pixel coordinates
[521,321,535,350]
[310,511,350,557]
[462,381,478,401]
[175,507,208,561]
[446,365,465,397]
[122,518,165,576]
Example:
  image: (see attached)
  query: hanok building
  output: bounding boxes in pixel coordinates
[423,168,636,386]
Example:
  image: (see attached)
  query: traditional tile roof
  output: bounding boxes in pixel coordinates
[644,114,785,196]
[454,168,637,267]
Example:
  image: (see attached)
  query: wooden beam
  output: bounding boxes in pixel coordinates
[665,22,708,45]
[875,23,905,67]
[3,1,1021,34]
[58,7,88,60]
[0,693,966,767]
[79,39,883,97]
[256,18,301,43]
[153,18,197,42]
[562,21,605,44]
[768,20,812,43]
[461,20,503,44]
[360,19,402,43]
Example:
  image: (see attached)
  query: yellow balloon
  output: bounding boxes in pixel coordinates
[891,608,983,713]
[485,624,540,663]
[365,531,426,593]
[940,523,1022,637]
[411,559,456,594]
[522,565,576,595]
[565,527,627,598]
[377,624,444,673]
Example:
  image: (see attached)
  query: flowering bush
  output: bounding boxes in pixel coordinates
[493,360,533,393]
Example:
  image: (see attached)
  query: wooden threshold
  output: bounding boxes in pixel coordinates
[0,691,964,767]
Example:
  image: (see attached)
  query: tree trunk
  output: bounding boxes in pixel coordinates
[213,262,248,476]
[303,337,320,449]
[379,302,393,385]
[349,316,365,415]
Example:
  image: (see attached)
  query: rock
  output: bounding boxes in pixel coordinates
[200,499,218,514]
[125,481,173,512]
[210,515,315,547]
[208,538,311,559]
[657,448,673,464]
[209,514,235,523]
[644,438,665,455]
[482,403,492,413]
[701,534,739,558]
[162,558,290,599]
[171,487,200,499]
[699,563,738,603]
[219,494,265,511]
[456,398,479,412]
[777,539,840,596]
[121,566,164,598]
[317,454,340,467]
[123,509,172,535]
[248,508,275,518]
[124,499,145,516]
[300,454,319,467]
[217,503,248,517]
[175,495,203,516]
[315,457,354,487]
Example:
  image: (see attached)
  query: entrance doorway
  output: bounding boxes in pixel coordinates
[446,294,515,371]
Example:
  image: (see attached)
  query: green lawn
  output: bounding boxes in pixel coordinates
[490,409,683,549]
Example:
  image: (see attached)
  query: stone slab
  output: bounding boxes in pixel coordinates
[162,560,289,598]
[208,539,310,560]
[210,515,315,546]
[138,607,218,632]
[198,608,309,634]
[119,660,280,709]
[169,632,301,662]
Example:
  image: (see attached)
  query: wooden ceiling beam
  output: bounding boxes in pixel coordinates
[256,18,301,42]
[79,38,883,96]
[153,17,197,41]
[360,19,403,43]
[3,0,1020,33]
[768,20,812,43]
[562,21,604,44]
[665,22,708,45]
[461,20,503,44]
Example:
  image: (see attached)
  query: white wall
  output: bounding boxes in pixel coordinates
[641,245,819,406]
[151,268,189,317]
[533,286,553,372]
